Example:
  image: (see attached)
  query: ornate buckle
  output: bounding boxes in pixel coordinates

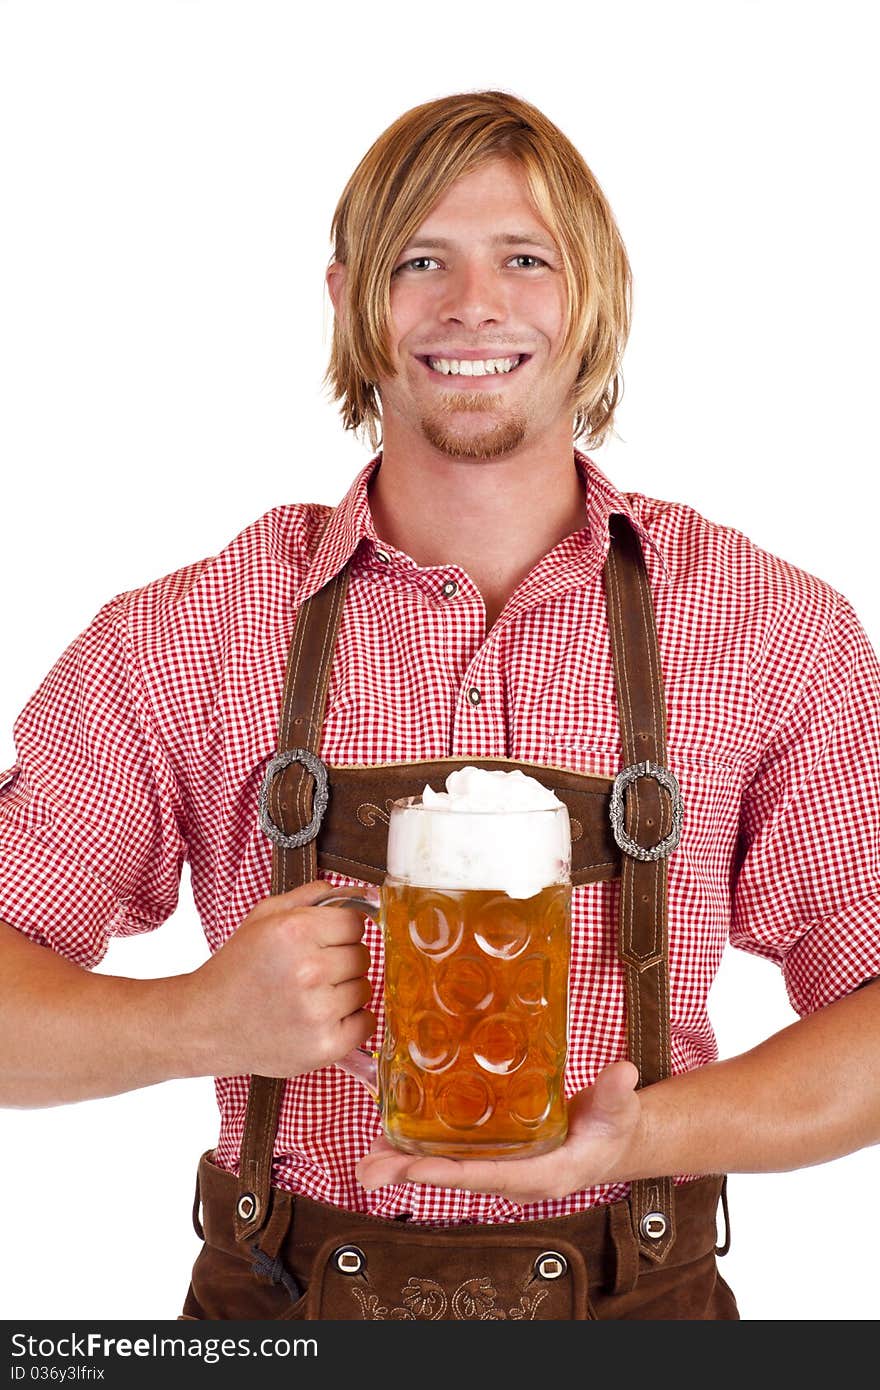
[609,760,683,861]
[258,748,329,848]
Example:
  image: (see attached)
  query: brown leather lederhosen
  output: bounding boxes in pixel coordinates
[180,513,737,1321]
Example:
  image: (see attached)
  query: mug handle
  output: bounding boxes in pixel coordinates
[314,891,382,1101]
[313,892,381,915]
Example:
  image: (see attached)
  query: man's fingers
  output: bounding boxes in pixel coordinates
[356,1149,415,1191]
[357,1151,545,1199]
[337,1008,377,1054]
[276,882,379,938]
[356,1138,463,1193]
[280,882,368,908]
[333,976,373,1017]
[323,942,372,984]
[311,903,377,946]
[356,1141,561,1200]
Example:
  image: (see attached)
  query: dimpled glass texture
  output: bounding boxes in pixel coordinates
[379,880,571,1157]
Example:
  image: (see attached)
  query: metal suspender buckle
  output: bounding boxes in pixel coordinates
[258,747,330,847]
[609,760,684,861]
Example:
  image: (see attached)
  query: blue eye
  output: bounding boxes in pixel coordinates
[393,257,440,274]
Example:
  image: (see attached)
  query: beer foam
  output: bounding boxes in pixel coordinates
[386,767,571,898]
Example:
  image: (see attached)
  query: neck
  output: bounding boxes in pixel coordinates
[368,423,588,626]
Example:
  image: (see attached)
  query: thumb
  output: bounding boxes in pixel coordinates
[586,1060,640,1130]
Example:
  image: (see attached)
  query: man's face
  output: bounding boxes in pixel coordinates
[333,158,581,460]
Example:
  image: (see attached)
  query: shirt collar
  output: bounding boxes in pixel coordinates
[575,448,671,581]
[298,447,670,603]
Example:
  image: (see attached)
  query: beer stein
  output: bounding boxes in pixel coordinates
[318,790,572,1159]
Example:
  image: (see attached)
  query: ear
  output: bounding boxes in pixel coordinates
[326,261,347,316]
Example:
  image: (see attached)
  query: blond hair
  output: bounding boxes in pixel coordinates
[323,90,632,451]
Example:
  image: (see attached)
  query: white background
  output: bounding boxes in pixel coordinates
[1,0,877,1322]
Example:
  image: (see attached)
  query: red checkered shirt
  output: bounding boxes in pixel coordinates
[2,449,879,1223]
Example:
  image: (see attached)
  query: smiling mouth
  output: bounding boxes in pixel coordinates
[417,354,531,379]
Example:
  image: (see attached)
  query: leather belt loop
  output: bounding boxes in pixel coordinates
[255,1189,296,1264]
[191,1157,205,1242]
[608,1196,640,1295]
[715,1175,732,1257]
[603,514,679,1265]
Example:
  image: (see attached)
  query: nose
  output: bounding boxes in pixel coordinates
[437,256,508,333]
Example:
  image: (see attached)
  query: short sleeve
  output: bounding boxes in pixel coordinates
[0,593,188,968]
[730,595,880,1014]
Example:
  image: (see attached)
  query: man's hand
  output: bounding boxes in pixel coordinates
[358,980,880,1197]
[356,1060,642,1203]
[182,882,377,1079]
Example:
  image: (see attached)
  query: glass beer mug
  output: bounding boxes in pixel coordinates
[319,784,572,1159]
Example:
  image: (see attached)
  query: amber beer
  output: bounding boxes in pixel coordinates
[379,876,572,1158]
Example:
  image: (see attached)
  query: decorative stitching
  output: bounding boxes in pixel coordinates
[348,1272,554,1320]
[356,799,395,828]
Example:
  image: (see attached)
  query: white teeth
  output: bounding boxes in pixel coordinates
[427,355,522,376]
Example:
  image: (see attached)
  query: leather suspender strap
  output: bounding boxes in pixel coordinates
[603,513,678,1263]
[233,528,351,1247]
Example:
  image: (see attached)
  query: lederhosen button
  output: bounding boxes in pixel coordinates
[639,1211,668,1241]
[534,1251,568,1280]
[333,1245,367,1275]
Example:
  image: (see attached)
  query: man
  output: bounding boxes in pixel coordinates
[1,91,878,1321]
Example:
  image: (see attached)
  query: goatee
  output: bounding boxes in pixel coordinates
[420,391,527,459]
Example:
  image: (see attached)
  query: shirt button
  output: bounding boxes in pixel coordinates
[467,687,482,705]
[441,580,458,598]
[375,549,391,564]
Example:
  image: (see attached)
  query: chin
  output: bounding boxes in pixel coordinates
[421,416,528,460]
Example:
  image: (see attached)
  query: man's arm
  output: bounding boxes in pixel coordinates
[0,919,198,1106]
[356,977,880,1201]
[0,882,376,1108]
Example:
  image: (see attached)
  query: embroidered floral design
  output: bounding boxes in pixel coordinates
[349,1273,550,1320]
[350,1289,389,1320]
[400,1277,447,1320]
[508,1288,550,1319]
[451,1277,497,1320]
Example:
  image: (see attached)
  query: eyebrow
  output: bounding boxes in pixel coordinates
[399,231,559,254]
